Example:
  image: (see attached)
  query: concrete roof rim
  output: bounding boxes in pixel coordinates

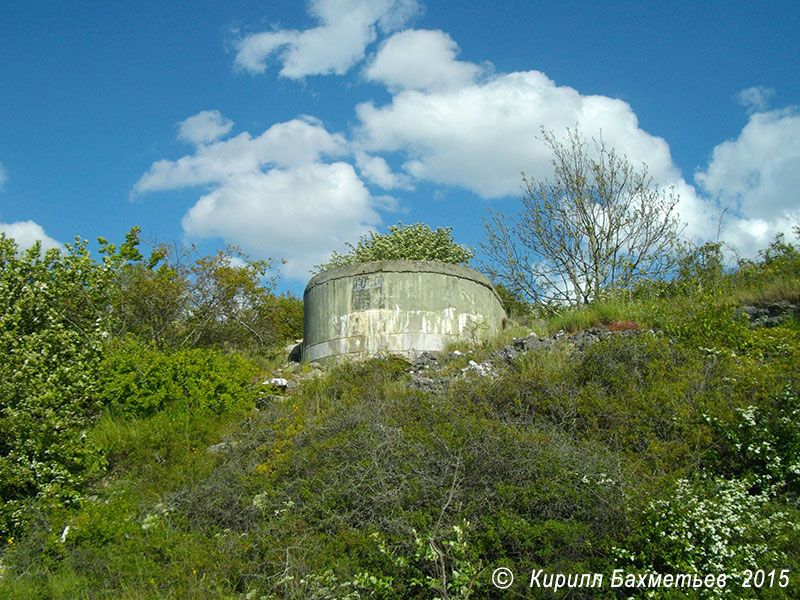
[304,260,502,303]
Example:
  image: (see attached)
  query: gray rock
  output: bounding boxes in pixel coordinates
[515,334,558,352]
[264,377,289,389]
[412,351,440,372]
[409,374,449,394]
[735,303,800,327]
[460,359,493,377]
[207,441,237,454]
[490,345,520,364]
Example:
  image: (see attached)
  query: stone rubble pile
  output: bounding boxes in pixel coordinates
[409,325,651,392]
[734,303,800,328]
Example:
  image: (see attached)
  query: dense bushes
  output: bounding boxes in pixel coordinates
[616,476,800,598]
[0,236,115,537]
[152,357,630,598]
[2,227,800,598]
[3,317,799,598]
[98,337,259,417]
[0,228,296,540]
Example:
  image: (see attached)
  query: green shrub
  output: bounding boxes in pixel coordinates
[98,337,259,417]
[707,384,800,498]
[616,476,800,598]
[0,235,119,538]
[315,222,474,272]
[494,283,534,319]
[5,228,800,598]
[109,234,302,353]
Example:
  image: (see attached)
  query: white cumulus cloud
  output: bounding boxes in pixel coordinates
[355,45,740,250]
[353,34,760,249]
[356,68,680,199]
[0,220,63,253]
[135,112,381,279]
[134,117,348,193]
[182,162,378,278]
[234,0,420,78]
[363,29,483,92]
[695,107,800,255]
[177,110,235,145]
[214,13,800,273]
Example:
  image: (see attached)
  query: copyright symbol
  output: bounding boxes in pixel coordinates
[492,567,514,589]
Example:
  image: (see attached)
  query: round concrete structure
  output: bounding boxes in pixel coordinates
[303,260,506,363]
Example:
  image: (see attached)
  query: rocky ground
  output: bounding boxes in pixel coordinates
[734,302,800,328]
[408,325,653,393]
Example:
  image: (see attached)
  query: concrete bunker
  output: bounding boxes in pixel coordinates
[303,260,507,363]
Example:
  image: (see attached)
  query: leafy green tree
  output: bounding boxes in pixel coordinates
[482,127,684,307]
[109,235,302,352]
[675,241,726,296]
[181,247,285,350]
[103,230,188,347]
[315,222,474,272]
[0,234,122,536]
[757,231,800,277]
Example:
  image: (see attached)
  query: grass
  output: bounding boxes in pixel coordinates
[730,275,800,305]
[546,297,634,333]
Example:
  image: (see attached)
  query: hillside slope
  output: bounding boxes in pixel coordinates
[1,238,799,599]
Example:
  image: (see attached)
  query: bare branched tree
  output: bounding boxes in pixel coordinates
[482,127,684,308]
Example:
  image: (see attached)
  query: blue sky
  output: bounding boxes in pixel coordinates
[1,0,799,293]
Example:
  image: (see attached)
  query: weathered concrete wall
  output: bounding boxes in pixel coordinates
[303,260,506,363]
